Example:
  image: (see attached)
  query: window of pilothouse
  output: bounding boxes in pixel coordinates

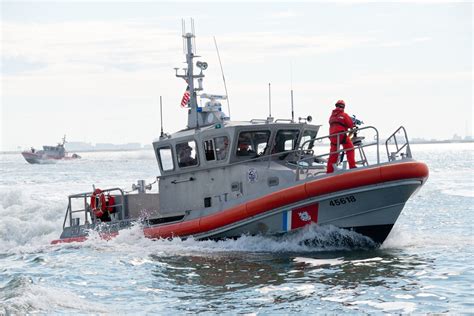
[157,146,174,171]
[176,140,198,168]
[273,130,300,153]
[300,129,318,150]
[236,131,271,158]
[204,136,230,162]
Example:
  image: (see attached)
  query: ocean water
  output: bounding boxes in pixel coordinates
[0,143,472,314]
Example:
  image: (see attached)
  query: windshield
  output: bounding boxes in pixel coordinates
[300,130,318,150]
[236,131,271,158]
[158,146,174,171]
[272,130,300,153]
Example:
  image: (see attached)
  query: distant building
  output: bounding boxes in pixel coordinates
[66,142,94,151]
[411,138,427,143]
[95,143,117,150]
[63,141,148,151]
[120,143,142,150]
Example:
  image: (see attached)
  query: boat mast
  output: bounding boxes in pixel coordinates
[175,19,227,129]
[175,19,204,129]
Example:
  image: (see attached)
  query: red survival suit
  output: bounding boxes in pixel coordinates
[326,107,357,173]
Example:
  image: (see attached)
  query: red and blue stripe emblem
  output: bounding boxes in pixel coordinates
[282,203,319,232]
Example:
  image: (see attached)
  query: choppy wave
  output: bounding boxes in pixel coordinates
[0,190,64,254]
[0,275,107,314]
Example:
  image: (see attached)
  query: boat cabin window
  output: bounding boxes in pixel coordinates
[272,130,300,154]
[236,131,270,158]
[176,140,198,168]
[158,146,174,171]
[300,130,318,150]
[204,140,215,160]
[204,136,230,161]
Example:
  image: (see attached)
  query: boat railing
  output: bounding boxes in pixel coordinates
[385,126,412,161]
[250,118,272,124]
[295,125,380,180]
[62,188,125,229]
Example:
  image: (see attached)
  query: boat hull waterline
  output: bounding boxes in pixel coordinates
[52,161,428,245]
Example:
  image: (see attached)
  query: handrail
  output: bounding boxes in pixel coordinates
[250,118,298,124]
[62,201,71,230]
[63,187,126,229]
[385,126,412,161]
[296,126,380,180]
[250,119,269,124]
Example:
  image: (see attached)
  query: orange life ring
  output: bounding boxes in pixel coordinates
[90,188,107,218]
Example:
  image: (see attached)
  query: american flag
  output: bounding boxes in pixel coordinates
[180,86,190,107]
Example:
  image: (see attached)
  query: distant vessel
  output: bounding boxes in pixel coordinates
[52,23,428,246]
[21,136,81,164]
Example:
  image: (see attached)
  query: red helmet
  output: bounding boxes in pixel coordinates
[335,100,345,108]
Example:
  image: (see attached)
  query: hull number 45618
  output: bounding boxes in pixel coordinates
[329,195,357,206]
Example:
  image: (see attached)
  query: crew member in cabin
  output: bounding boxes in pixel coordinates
[326,100,357,173]
[215,136,229,160]
[236,133,253,156]
[177,143,197,167]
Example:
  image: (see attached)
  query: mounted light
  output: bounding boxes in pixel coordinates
[298,115,313,124]
[196,61,208,70]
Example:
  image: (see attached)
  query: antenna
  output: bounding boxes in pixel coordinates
[160,96,164,137]
[290,62,294,122]
[191,18,196,54]
[213,36,231,118]
[268,83,272,118]
[182,19,185,54]
[291,90,294,123]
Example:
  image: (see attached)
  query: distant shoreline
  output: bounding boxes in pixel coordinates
[409,140,474,145]
[0,147,153,155]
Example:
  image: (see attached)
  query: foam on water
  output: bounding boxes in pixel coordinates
[0,190,64,254]
[52,222,376,257]
[293,257,344,266]
[351,300,417,313]
[0,275,108,314]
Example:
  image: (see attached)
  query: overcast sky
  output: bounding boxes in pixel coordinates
[1,1,472,151]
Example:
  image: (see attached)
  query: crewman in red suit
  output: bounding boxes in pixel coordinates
[326,100,357,173]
